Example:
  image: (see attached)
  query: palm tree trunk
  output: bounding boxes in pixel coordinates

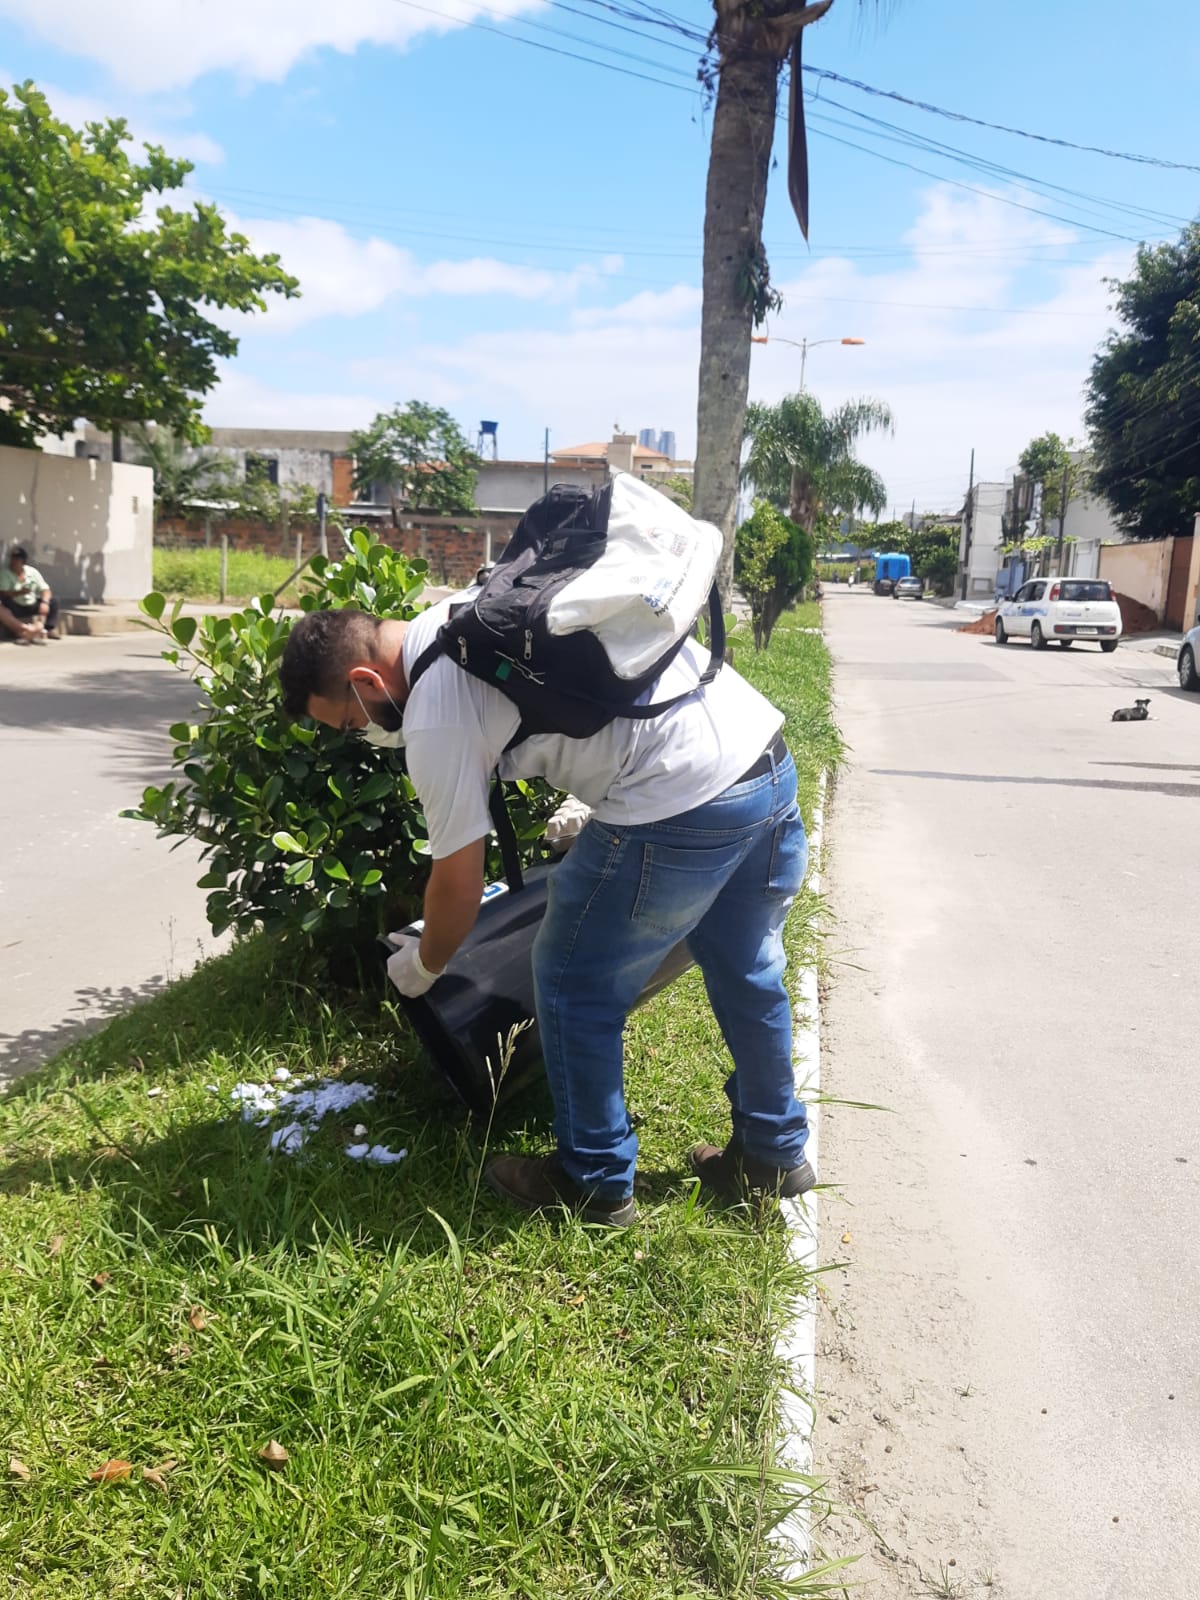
[693,46,780,603]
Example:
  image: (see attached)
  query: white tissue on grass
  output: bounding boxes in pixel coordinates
[231,1078,386,1162]
[345,1142,408,1165]
[231,1082,277,1119]
[269,1122,306,1156]
[353,1124,368,1139]
[273,1067,292,1083]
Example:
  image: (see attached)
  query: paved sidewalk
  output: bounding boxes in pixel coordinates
[0,633,228,1082]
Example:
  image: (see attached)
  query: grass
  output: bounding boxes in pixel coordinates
[0,612,844,1599]
[152,547,307,605]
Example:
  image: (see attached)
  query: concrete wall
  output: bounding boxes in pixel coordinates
[475,459,606,513]
[959,482,1007,597]
[1099,539,1174,621]
[1,446,152,603]
[74,425,355,502]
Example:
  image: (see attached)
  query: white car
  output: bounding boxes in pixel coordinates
[994,577,1122,652]
[1177,624,1200,690]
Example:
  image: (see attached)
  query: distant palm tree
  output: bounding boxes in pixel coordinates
[743,392,893,534]
[130,425,236,526]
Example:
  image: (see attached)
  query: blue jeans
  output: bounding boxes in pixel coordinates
[531,748,810,1199]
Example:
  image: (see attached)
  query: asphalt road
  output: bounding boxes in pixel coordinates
[0,634,227,1082]
[814,590,1200,1598]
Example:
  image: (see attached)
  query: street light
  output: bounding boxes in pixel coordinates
[750,334,865,391]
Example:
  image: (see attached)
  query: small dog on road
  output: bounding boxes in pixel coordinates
[1111,698,1151,722]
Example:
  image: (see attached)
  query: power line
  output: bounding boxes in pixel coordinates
[382,0,1188,249]
[571,0,1200,175]
[800,64,1200,176]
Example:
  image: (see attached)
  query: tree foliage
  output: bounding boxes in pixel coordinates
[350,402,479,518]
[0,81,298,448]
[126,530,556,948]
[1087,223,1200,539]
[1016,431,1081,526]
[659,474,694,512]
[743,391,892,536]
[734,498,814,651]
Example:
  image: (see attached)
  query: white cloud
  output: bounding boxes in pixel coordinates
[203,367,381,430]
[7,71,223,163]
[0,0,543,91]
[571,283,701,329]
[213,209,622,328]
[201,184,1133,508]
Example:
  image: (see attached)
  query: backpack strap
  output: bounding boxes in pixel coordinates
[488,779,525,894]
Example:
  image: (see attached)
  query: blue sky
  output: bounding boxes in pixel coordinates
[3,0,1198,509]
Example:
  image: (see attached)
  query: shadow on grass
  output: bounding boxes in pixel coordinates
[0,935,693,1264]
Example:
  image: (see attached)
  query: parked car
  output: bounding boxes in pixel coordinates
[873,576,894,596]
[1177,623,1200,690]
[994,577,1122,651]
[893,575,925,600]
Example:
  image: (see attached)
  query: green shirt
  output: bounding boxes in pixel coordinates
[0,563,48,606]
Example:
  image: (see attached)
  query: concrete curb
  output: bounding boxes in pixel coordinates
[776,767,828,1577]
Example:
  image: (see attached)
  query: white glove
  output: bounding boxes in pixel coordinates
[545,795,593,854]
[386,935,442,998]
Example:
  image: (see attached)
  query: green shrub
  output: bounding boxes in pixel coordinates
[126,529,557,946]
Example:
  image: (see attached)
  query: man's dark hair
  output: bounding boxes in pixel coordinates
[279,609,383,719]
[9,545,27,562]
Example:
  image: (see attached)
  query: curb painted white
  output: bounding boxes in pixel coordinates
[776,769,827,1577]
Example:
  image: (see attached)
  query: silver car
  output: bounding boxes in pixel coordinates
[1177,624,1200,690]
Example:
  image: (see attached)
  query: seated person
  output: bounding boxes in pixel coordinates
[0,546,58,642]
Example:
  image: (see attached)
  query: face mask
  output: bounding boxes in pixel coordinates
[352,684,406,749]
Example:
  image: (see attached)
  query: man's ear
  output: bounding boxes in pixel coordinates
[347,664,387,693]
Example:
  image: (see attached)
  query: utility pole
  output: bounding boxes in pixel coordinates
[543,427,550,495]
[317,491,328,560]
[960,447,975,600]
[799,338,809,392]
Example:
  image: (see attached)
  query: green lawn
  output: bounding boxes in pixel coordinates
[0,611,844,1600]
[153,548,306,605]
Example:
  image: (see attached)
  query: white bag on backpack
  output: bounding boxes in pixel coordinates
[544,473,722,681]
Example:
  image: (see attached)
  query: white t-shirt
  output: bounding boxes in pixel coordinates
[401,595,783,860]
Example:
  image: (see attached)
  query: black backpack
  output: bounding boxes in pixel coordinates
[407,480,724,742]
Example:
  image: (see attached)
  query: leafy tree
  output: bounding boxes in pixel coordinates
[912,528,959,594]
[129,425,237,525]
[692,2,887,598]
[743,391,892,537]
[350,402,479,520]
[659,474,694,512]
[1087,222,1200,539]
[0,81,298,450]
[734,498,814,651]
[1016,431,1080,526]
[858,518,910,552]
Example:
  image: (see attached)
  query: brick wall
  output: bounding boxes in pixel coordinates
[155,512,522,586]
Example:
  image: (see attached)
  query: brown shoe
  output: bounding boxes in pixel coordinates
[689,1139,816,1204]
[485,1152,637,1229]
